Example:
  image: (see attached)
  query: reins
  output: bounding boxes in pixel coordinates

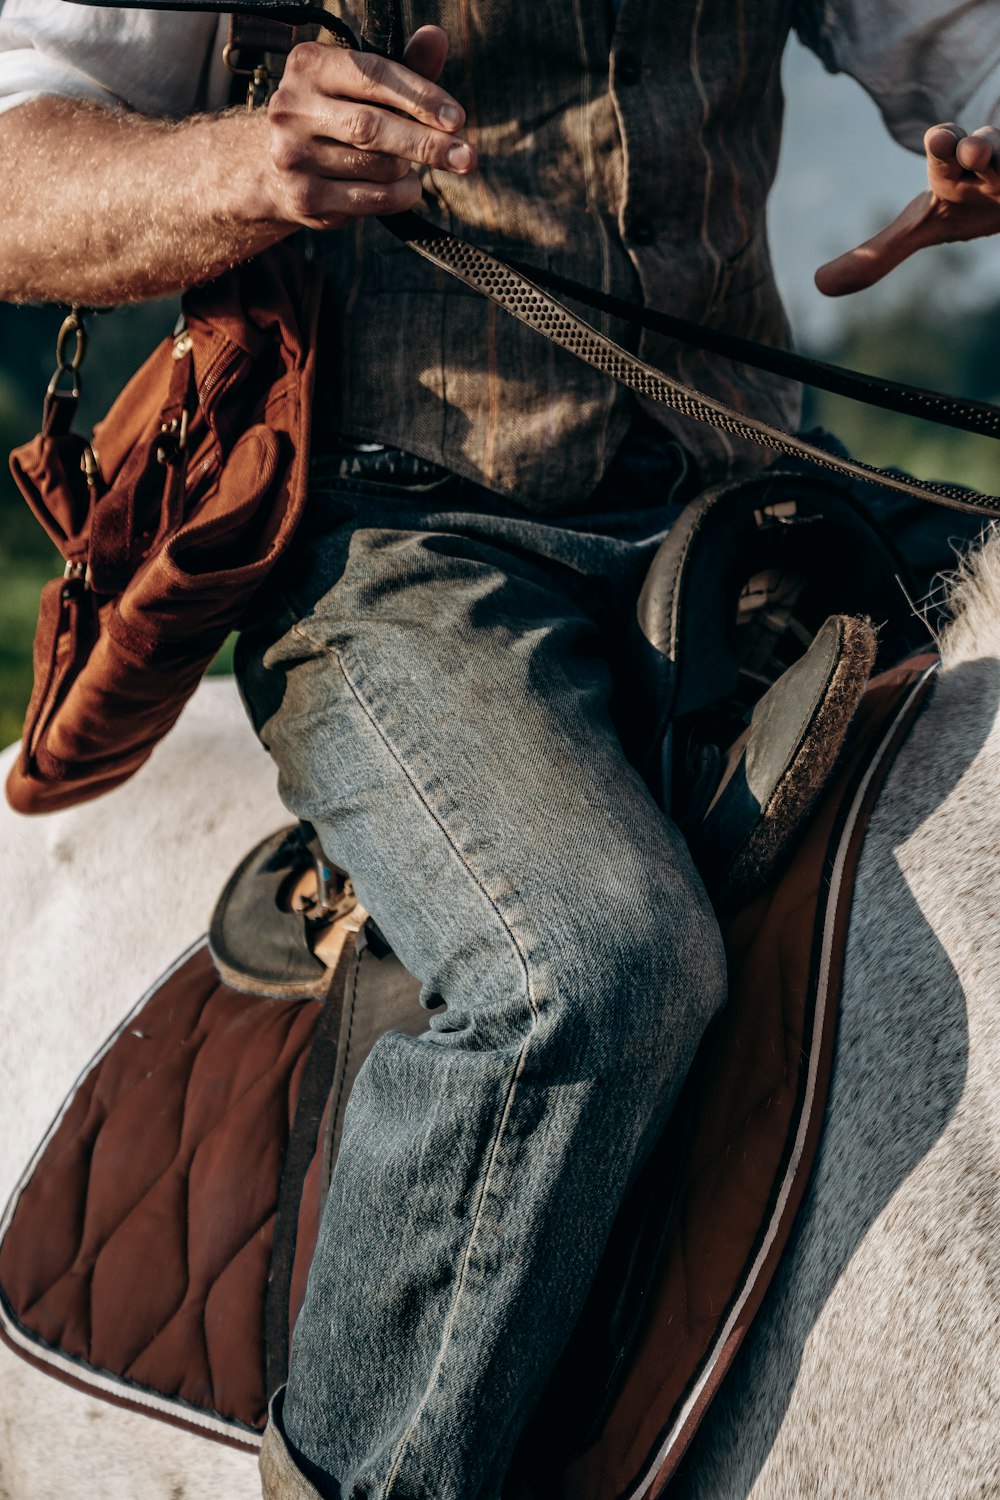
[379,213,1000,517]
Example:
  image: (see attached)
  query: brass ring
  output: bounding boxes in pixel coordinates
[54,312,87,374]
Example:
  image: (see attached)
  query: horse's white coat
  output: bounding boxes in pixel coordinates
[0,543,998,1499]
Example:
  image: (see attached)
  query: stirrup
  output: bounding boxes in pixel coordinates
[687,614,877,907]
[209,822,360,998]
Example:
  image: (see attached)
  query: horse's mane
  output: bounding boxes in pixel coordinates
[936,523,1000,670]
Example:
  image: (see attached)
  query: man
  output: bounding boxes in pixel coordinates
[0,3,998,1496]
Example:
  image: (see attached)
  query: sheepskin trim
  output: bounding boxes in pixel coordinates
[725,616,877,904]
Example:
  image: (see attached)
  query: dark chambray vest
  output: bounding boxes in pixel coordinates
[316,0,799,509]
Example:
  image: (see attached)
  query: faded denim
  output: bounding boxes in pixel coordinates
[235,427,728,1500]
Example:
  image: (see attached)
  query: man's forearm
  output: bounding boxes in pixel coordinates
[0,97,289,305]
[0,38,474,307]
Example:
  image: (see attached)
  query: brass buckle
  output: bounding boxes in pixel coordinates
[223,41,273,111]
[45,308,88,402]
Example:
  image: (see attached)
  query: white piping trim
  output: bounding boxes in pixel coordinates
[0,1308,261,1447]
[0,937,206,1244]
[631,667,936,1498]
[0,936,262,1449]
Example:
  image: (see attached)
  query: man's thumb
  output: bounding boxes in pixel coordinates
[402,25,449,82]
[814,190,935,297]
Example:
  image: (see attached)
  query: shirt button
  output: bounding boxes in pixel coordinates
[616,54,641,85]
[628,219,655,246]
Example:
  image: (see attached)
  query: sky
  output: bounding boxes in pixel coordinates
[768,39,998,350]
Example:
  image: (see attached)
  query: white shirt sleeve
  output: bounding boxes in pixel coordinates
[794,0,1000,150]
[0,0,229,117]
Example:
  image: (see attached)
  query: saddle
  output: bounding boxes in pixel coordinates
[0,476,934,1496]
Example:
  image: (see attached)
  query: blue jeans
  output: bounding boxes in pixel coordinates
[236,427,728,1500]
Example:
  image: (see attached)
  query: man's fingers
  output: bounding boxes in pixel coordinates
[814,190,935,296]
[308,96,475,173]
[283,41,464,131]
[272,139,412,183]
[267,32,474,229]
[312,170,426,222]
[924,121,967,184]
[819,118,1000,296]
[277,166,425,227]
[957,126,1000,188]
[925,121,1000,196]
[270,38,476,185]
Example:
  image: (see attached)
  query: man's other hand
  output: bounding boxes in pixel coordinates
[815,123,1000,296]
[263,25,476,230]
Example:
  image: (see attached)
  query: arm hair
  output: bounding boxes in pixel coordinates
[0,96,290,304]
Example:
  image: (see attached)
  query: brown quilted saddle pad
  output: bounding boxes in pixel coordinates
[0,658,935,1496]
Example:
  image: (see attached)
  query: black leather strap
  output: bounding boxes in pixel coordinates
[381,214,1000,518]
[66,0,339,24]
[503,259,1000,444]
[228,11,295,53]
[360,0,404,60]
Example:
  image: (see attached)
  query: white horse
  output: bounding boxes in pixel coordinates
[0,535,998,1500]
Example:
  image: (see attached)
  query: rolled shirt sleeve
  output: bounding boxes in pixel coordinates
[794,0,1000,150]
[0,0,228,116]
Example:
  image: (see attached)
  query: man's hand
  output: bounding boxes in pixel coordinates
[815,123,1000,296]
[0,25,475,306]
[264,26,476,230]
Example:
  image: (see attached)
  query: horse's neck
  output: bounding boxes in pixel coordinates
[836,649,1000,1172]
[801,646,1000,1230]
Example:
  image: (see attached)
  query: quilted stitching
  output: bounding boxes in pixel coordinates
[0,943,322,1431]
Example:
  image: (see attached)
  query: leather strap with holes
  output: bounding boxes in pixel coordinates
[378,214,1000,517]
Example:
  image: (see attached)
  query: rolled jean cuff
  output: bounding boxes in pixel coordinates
[259,1389,324,1500]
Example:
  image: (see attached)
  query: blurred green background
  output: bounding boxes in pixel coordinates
[1,39,998,750]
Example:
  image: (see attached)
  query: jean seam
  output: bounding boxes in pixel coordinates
[327,948,362,1182]
[286,623,537,966]
[383,1045,529,1498]
[287,621,541,1499]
